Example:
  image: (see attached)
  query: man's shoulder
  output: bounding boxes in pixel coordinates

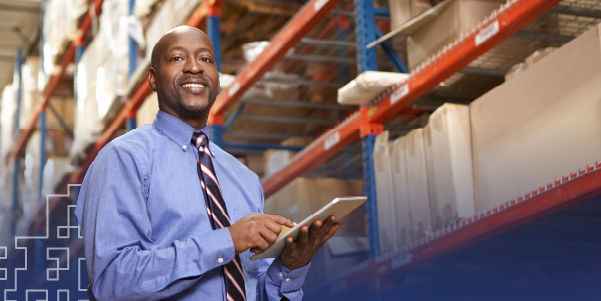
[96,125,157,161]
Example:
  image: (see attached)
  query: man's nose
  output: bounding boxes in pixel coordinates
[184,57,203,73]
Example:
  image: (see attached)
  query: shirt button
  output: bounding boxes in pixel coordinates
[279,272,283,278]
[182,145,187,150]
[218,257,224,264]
[285,277,291,282]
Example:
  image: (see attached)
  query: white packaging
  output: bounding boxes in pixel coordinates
[424,103,474,231]
[337,71,409,105]
[390,136,412,248]
[403,129,431,239]
[470,24,601,212]
[373,131,397,253]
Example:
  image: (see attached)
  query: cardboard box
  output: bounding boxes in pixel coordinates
[470,24,601,212]
[406,0,500,70]
[264,177,365,236]
[390,136,412,248]
[263,150,295,177]
[373,131,397,253]
[423,103,475,231]
[388,0,432,30]
[403,129,432,239]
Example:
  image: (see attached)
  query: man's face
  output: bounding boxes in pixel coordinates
[149,28,220,123]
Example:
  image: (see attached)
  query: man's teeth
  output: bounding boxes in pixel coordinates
[182,83,206,88]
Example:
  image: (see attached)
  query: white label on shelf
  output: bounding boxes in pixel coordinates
[314,0,328,11]
[324,131,340,151]
[391,253,413,269]
[475,21,499,46]
[390,84,409,105]
[228,82,240,97]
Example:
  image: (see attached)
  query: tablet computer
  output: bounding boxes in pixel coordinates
[251,196,367,260]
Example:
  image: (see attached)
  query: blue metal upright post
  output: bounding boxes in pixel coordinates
[207,3,224,146]
[354,0,381,259]
[354,0,378,72]
[207,13,222,72]
[128,0,137,77]
[11,48,23,238]
[126,0,137,131]
[362,134,380,259]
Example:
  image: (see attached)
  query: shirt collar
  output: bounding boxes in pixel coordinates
[153,110,211,151]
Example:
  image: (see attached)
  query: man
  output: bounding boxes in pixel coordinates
[75,26,340,301]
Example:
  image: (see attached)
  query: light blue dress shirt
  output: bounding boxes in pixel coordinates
[75,111,309,301]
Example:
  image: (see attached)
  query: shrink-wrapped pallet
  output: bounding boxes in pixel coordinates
[71,0,130,160]
[0,162,14,246]
[42,0,90,81]
[0,85,15,162]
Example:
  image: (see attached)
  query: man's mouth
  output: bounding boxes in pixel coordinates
[181,83,206,88]
[180,80,209,94]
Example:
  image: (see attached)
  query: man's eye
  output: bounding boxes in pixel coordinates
[170,56,183,62]
[201,57,213,63]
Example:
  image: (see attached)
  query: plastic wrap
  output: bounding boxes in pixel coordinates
[42,0,90,83]
[0,84,15,162]
[337,71,409,105]
[19,57,42,129]
[0,162,14,246]
[71,0,130,161]
[144,0,201,59]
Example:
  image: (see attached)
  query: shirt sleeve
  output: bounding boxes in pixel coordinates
[75,143,235,301]
[251,173,311,301]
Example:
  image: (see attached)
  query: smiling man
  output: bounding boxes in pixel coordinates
[75,26,340,301]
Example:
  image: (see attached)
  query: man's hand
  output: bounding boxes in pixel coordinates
[279,215,340,270]
[229,213,294,254]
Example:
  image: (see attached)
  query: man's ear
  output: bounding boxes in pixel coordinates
[148,66,157,91]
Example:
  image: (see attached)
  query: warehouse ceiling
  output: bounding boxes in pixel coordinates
[0,0,41,89]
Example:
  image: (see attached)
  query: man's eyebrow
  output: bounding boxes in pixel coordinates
[167,46,214,54]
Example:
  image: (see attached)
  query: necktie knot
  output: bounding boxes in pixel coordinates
[191,131,209,149]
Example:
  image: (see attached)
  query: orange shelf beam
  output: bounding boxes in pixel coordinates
[307,162,601,297]
[261,0,561,198]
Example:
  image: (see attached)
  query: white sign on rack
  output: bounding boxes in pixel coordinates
[390,84,409,105]
[314,0,328,11]
[228,82,240,97]
[324,131,340,151]
[475,20,499,46]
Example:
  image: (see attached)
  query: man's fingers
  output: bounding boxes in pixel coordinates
[259,227,278,245]
[265,214,294,227]
[298,225,310,245]
[322,223,341,242]
[262,218,285,235]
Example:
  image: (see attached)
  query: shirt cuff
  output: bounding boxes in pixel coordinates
[267,258,310,294]
[196,227,235,271]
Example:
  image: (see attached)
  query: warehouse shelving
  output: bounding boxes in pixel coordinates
[4,0,601,298]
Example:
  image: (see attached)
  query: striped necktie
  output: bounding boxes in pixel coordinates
[191,132,247,301]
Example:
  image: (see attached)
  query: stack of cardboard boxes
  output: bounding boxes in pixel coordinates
[373,21,601,253]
